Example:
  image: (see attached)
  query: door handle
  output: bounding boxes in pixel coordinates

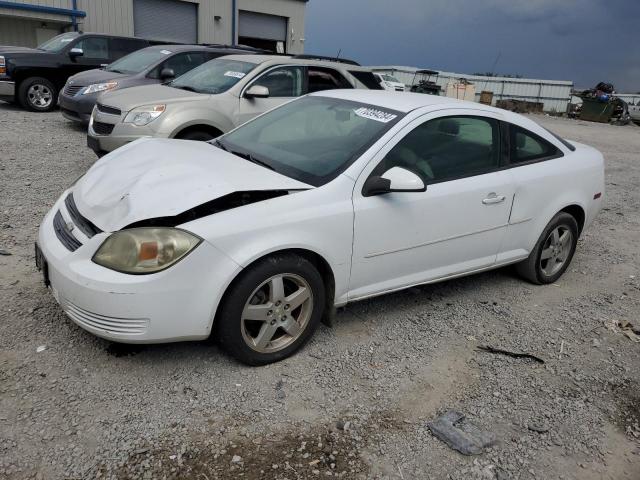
[482,193,506,205]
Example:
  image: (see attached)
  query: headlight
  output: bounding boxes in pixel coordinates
[92,228,201,274]
[82,81,118,95]
[123,104,166,126]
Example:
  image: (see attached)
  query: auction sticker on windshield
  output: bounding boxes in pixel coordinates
[160,50,172,55]
[354,107,397,123]
[224,71,246,79]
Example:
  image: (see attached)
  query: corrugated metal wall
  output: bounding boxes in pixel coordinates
[0,0,307,53]
[371,66,574,113]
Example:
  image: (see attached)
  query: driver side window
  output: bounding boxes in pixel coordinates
[73,37,109,60]
[372,116,500,184]
[252,66,304,98]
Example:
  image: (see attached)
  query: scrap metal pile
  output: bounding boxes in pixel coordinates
[573,82,630,124]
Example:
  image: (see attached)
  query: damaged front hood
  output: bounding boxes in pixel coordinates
[73,138,312,232]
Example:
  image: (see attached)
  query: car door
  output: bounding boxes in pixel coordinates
[237,65,305,126]
[67,36,111,74]
[349,111,515,300]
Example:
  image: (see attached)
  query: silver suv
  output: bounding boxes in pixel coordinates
[87,54,382,155]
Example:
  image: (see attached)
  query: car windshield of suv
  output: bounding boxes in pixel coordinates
[169,59,256,94]
[382,74,400,83]
[106,48,170,75]
[37,32,79,52]
[219,96,404,186]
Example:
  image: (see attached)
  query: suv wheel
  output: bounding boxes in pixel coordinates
[215,253,325,365]
[19,77,57,112]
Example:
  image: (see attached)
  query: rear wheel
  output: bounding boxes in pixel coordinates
[18,77,57,112]
[215,253,325,365]
[516,212,578,284]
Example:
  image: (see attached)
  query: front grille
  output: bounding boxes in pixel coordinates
[64,193,102,238]
[63,84,83,96]
[92,121,115,136]
[64,301,149,335]
[96,103,121,116]
[53,211,81,251]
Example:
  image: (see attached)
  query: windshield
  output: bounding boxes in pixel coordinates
[37,32,79,52]
[170,59,256,94]
[220,96,404,186]
[106,48,170,74]
[382,74,400,83]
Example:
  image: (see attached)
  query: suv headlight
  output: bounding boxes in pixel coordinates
[123,104,166,126]
[92,228,201,274]
[83,81,118,95]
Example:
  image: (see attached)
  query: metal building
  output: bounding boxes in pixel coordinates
[0,0,307,53]
[371,66,574,113]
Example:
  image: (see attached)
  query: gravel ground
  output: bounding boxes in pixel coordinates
[0,103,639,480]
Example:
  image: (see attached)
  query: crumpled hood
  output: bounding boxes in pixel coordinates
[73,138,312,232]
[98,84,203,110]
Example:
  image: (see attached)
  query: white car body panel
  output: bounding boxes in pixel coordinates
[75,138,312,232]
[38,90,605,344]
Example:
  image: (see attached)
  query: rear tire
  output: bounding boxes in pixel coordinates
[18,77,57,112]
[516,212,579,284]
[176,130,217,141]
[215,253,325,366]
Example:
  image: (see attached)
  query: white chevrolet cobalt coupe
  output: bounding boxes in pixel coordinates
[37,91,604,365]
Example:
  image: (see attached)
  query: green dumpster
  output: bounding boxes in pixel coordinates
[579,98,615,123]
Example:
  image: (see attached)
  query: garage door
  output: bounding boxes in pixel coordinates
[239,11,287,42]
[133,0,197,44]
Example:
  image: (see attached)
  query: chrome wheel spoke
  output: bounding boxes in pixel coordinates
[254,322,278,350]
[282,319,302,338]
[559,230,570,247]
[551,229,560,245]
[242,303,272,322]
[285,286,310,311]
[269,276,285,302]
[541,247,554,260]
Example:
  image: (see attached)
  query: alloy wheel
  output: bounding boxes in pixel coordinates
[539,226,573,277]
[241,273,313,353]
[27,84,53,109]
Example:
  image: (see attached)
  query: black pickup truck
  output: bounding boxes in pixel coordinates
[0,32,154,112]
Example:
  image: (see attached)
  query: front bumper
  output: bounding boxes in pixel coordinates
[37,192,242,343]
[59,91,97,124]
[87,106,168,154]
[0,80,15,102]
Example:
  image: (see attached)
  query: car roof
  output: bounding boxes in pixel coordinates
[219,54,372,70]
[311,89,507,114]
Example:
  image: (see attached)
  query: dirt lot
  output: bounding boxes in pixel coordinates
[0,103,639,480]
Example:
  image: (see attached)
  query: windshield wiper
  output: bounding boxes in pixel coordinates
[212,139,229,151]
[232,149,275,171]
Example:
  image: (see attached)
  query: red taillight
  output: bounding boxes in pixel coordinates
[593,192,602,199]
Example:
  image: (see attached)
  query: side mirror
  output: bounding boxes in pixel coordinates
[160,68,175,80]
[244,85,270,99]
[362,167,426,197]
[69,47,83,59]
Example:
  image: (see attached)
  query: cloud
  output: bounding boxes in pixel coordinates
[305,0,640,91]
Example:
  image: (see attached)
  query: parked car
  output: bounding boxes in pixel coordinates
[37,90,604,365]
[0,32,156,112]
[628,102,640,125]
[374,72,406,92]
[86,54,383,155]
[59,44,264,124]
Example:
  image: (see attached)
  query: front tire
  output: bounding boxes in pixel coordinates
[18,77,57,112]
[516,212,579,284]
[215,253,325,365]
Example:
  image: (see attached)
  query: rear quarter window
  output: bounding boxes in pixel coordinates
[509,124,562,164]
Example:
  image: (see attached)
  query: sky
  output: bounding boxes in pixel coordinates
[305,0,640,92]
